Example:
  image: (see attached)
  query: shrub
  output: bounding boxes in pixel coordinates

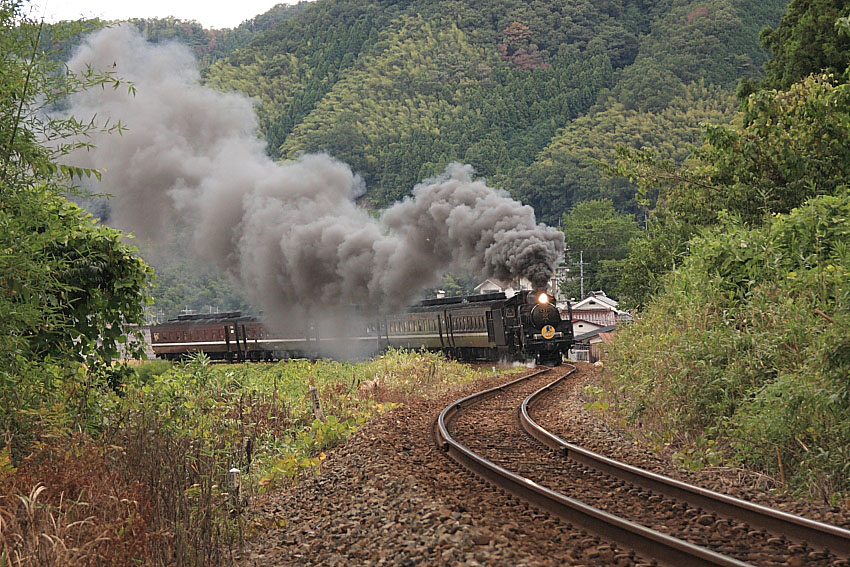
[604,193,850,501]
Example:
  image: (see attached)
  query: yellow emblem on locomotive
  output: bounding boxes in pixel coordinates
[542,325,556,339]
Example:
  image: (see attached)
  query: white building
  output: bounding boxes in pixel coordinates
[473,278,531,297]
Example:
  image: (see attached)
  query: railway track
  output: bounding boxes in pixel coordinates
[435,365,850,567]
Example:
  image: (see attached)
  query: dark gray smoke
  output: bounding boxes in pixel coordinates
[66,26,564,317]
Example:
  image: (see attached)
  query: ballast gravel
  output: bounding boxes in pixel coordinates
[531,364,850,532]
[234,363,849,566]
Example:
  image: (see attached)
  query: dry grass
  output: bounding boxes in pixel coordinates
[0,436,165,567]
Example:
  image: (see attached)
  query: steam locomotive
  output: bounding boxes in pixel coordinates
[149,290,572,366]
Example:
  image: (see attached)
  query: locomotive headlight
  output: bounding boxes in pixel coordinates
[537,292,550,305]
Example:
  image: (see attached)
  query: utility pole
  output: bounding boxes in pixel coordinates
[579,249,585,299]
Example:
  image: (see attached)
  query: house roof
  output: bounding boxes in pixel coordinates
[598,332,615,344]
[572,293,618,311]
[573,324,618,343]
[474,278,512,292]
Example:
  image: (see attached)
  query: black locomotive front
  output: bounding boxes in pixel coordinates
[390,289,573,365]
[505,290,571,365]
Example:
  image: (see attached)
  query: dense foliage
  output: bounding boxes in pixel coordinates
[128,3,308,67]
[559,199,642,300]
[614,73,850,307]
[604,195,850,498]
[0,0,151,456]
[759,0,850,90]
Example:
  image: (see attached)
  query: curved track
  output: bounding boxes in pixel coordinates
[435,365,850,567]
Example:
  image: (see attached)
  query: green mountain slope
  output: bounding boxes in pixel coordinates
[508,0,788,222]
[276,16,614,204]
[207,0,749,213]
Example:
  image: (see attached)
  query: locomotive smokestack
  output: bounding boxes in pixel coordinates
[65,26,564,317]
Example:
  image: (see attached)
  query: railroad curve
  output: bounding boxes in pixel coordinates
[435,365,850,567]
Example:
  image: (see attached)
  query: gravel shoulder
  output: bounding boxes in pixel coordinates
[234,363,849,566]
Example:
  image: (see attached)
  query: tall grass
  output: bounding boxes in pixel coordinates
[1,349,508,566]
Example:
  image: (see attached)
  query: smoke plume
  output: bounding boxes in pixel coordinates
[66,26,564,317]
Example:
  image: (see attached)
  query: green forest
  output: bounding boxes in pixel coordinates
[203,0,786,220]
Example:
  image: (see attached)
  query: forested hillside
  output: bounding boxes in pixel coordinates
[204,0,787,220]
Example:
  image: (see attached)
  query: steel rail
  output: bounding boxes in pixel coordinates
[435,365,752,567]
[520,373,850,558]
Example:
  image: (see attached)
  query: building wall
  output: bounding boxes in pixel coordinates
[572,320,603,336]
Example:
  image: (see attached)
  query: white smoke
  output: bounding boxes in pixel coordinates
[66,26,564,317]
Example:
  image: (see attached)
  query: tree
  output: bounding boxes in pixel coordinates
[0,0,152,451]
[760,0,850,91]
[611,73,850,307]
[559,199,641,300]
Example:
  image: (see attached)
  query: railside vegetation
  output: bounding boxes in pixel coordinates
[598,0,850,502]
[0,351,510,566]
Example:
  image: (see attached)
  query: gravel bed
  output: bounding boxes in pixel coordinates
[234,369,640,567]
[531,362,850,533]
[233,362,848,566]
